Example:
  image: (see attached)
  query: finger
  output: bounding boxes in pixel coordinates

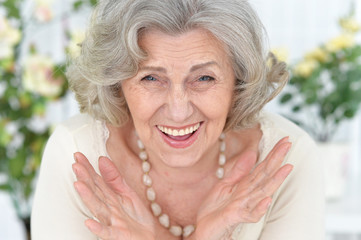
[251,141,291,183]
[224,150,257,184]
[85,219,113,239]
[264,142,292,175]
[247,164,293,209]
[99,157,143,216]
[262,136,289,166]
[248,197,272,222]
[73,153,119,204]
[74,152,99,178]
[257,164,293,197]
[255,136,290,170]
[99,156,131,195]
[243,137,289,183]
[73,162,118,206]
[74,181,112,225]
[72,162,97,191]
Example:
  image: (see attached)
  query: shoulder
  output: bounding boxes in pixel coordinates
[259,111,309,139]
[46,113,108,171]
[51,113,104,144]
[259,111,316,147]
[258,111,318,165]
[46,114,96,153]
[56,113,97,134]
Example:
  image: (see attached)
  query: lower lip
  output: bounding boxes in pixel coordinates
[157,123,202,149]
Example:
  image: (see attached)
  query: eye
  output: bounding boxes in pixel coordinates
[141,75,157,81]
[198,75,215,82]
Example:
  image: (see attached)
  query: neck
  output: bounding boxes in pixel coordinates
[146,141,221,188]
[108,121,223,188]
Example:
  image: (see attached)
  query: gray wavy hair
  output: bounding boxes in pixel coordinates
[66,0,289,130]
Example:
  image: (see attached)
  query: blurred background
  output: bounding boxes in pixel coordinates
[0,0,360,239]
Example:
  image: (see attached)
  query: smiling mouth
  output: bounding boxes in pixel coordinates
[157,123,201,141]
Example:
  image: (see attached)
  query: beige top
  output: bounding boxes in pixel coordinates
[31,111,325,240]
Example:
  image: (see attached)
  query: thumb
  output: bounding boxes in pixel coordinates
[224,150,257,184]
[98,156,129,194]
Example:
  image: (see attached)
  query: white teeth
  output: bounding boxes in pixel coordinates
[157,123,201,137]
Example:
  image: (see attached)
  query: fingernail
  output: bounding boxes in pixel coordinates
[72,164,78,176]
[283,142,292,153]
[73,153,78,162]
[267,200,272,208]
[86,220,101,233]
[74,182,79,191]
[282,165,293,178]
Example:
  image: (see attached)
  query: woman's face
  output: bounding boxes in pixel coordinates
[121,28,235,168]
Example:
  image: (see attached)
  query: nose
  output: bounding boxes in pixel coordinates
[165,83,194,123]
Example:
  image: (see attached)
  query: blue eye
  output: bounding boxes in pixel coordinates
[198,75,215,82]
[142,75,157,81]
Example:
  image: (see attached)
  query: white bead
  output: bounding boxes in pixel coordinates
[216,167,224,179]
[137,139,144,149]
[219,132,226,140]
[143,174,152,186]
[139,151,147,161]
[169,226,183,236]
[134,132,226,238]
[146,188,156,201]
[151,202,162,216]
[220,141,226,152]
[218,153,226,166]
[159,214,170,228]
[142,161,151,173]
[183,225,195,237]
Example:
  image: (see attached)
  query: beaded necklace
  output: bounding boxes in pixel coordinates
[136,133,226,237]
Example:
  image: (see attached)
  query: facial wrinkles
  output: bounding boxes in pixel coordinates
[133,29,234,126]
[145,33,221,73]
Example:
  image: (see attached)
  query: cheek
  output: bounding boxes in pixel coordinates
[195,88,233,121]
[122,85,162,125]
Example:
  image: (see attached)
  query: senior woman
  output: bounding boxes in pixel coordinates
[31,0,324,239]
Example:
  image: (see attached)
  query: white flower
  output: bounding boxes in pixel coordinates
[22,54,63,97]
[35,0,54,4]
[34,0,54,22]
[0,16,21,59]
[67,30,85,58]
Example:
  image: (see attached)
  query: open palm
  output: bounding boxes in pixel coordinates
[194,137,293,240]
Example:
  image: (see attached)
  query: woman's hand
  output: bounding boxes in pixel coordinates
[192,137,293,240]
[72,153,155,240]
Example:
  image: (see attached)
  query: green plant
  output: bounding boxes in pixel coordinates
[0,0,97,236]
[279,12,361,142]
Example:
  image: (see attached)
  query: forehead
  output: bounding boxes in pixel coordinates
[138,28,231,66]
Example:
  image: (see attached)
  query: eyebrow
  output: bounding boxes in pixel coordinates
[139,61,219,73]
